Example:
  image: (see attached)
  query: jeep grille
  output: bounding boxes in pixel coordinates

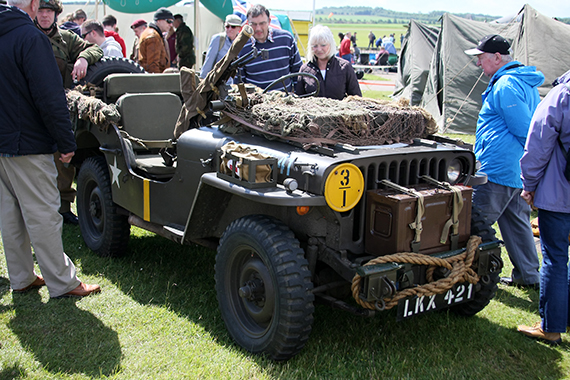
[346,152,473,249]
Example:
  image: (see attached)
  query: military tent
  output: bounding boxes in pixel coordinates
[395,4,570,134]
[393,20,439,106]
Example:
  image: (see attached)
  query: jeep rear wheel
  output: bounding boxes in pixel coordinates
[450,208,502,316]
[77,156,130,257]
[215,215,314,361]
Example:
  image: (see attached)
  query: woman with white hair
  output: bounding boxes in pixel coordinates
[295,25,361,100]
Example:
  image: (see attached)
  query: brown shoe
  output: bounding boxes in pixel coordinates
[518,322,562,345]
[13,275,46,293]
[55,283,101,298]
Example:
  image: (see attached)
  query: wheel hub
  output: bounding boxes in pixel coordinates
[89,195,101,218]
[239,277,264,303]
[235,255,275,326]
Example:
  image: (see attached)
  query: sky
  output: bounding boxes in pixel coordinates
[260,0,570,19]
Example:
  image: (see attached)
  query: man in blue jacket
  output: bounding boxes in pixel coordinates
[0,0,100,298]
[518,70,570,345]
[465,34,544,288]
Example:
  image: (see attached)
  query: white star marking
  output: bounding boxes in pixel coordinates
[110,157,122,188]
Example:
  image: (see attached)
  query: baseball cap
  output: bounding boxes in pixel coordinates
[131,19,147,29]
[154,7,173,21]
[225,14,242,27]
[464,34,511,55]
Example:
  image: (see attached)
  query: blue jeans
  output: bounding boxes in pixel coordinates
[341,54,352,63]
[472,181,540,284]
[538,209,570,333]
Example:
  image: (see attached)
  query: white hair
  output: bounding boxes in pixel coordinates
[306,24,336,62]
[501,54,513,63]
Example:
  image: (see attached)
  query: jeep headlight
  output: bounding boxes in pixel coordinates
[447,158,462,184]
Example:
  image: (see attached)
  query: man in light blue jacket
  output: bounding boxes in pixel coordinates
[465,34,544,288]
[518,70,570,345]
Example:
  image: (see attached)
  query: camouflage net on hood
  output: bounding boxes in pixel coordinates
[222,92,438,147]
[66,88,121,132]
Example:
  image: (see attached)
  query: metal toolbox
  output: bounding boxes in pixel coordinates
[365,184,472,256]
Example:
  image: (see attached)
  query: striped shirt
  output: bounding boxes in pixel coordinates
[238,28,302,91]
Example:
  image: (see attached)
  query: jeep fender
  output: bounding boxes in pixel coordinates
[183,173,326,244]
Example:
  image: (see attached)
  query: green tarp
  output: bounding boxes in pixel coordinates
[393,20,439,106]
[102,0,232,18]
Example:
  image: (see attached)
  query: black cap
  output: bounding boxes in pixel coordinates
[465,34,511,55]
[154,7,173,21]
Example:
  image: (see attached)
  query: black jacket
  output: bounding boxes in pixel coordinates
[295,56,362,100]
[0,5,76,155]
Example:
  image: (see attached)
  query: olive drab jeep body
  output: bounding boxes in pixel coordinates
[70,26,503,361]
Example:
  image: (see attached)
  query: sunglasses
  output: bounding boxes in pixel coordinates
[225,25,239,29]
[82,30,92,39]
[166,19,173,24]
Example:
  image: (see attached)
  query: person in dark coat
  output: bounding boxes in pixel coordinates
[0,0,100,298]
[295,25,361,100]
[173,13,195,69]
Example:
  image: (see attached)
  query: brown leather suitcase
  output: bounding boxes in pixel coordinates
[365,185,472,256]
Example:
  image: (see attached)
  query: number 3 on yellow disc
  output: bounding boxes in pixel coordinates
[324,163,364,212]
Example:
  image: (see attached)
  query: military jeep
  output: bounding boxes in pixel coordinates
[70,28,502,362]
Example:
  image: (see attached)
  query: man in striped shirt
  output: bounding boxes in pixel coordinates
[237,4,302,91]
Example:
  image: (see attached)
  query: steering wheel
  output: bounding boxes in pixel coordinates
[262,72,320,98]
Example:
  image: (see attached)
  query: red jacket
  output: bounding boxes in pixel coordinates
[104,30,127,58]
[339,37,351,56]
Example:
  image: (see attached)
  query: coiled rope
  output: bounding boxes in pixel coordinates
[351,235,482,310]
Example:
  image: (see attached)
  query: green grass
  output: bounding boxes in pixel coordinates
[321,22,408,49]
[1,199,567,379]
[0,135,566,379]
[361,90,393,101]
[361,73,389,81]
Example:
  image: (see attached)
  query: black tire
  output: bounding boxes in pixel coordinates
[215,215,314,361]
[450,208,502,316]
[81,57,145,87]
[77,156,130,257]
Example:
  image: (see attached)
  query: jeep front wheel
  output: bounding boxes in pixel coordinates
[77,156,130,257]
[215,215,314,361]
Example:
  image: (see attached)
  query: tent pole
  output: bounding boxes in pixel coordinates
[195,0,200,70]
[311,0,315,28]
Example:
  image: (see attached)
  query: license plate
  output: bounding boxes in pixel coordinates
[396,282,475,321]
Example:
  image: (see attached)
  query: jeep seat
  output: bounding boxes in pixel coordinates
[104,73,181,103]
[117,92,181,142]
[116,92,182,179]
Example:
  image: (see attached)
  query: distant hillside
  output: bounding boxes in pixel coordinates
[316,6,501,24]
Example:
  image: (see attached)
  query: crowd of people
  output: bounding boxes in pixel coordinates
[1,0,569,351]
[57,4,195,72]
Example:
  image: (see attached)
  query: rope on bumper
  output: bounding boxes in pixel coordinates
[351,235,482,311]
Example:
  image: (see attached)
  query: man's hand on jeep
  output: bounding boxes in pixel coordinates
[72,58,89,81]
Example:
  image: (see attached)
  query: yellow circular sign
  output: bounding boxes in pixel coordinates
[324,163,364,212]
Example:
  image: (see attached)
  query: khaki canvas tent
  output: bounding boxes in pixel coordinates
[395,4,570,134]
[393,20,439,106]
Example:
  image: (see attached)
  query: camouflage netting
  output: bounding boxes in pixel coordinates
[223,92,438,147]
[66,87,121,131]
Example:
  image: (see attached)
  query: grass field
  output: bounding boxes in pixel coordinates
[321,22,409,49]
[1,137,567,379]
[1,213,564,379]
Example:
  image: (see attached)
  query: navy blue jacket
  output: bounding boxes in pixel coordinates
[0,5,76,155]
